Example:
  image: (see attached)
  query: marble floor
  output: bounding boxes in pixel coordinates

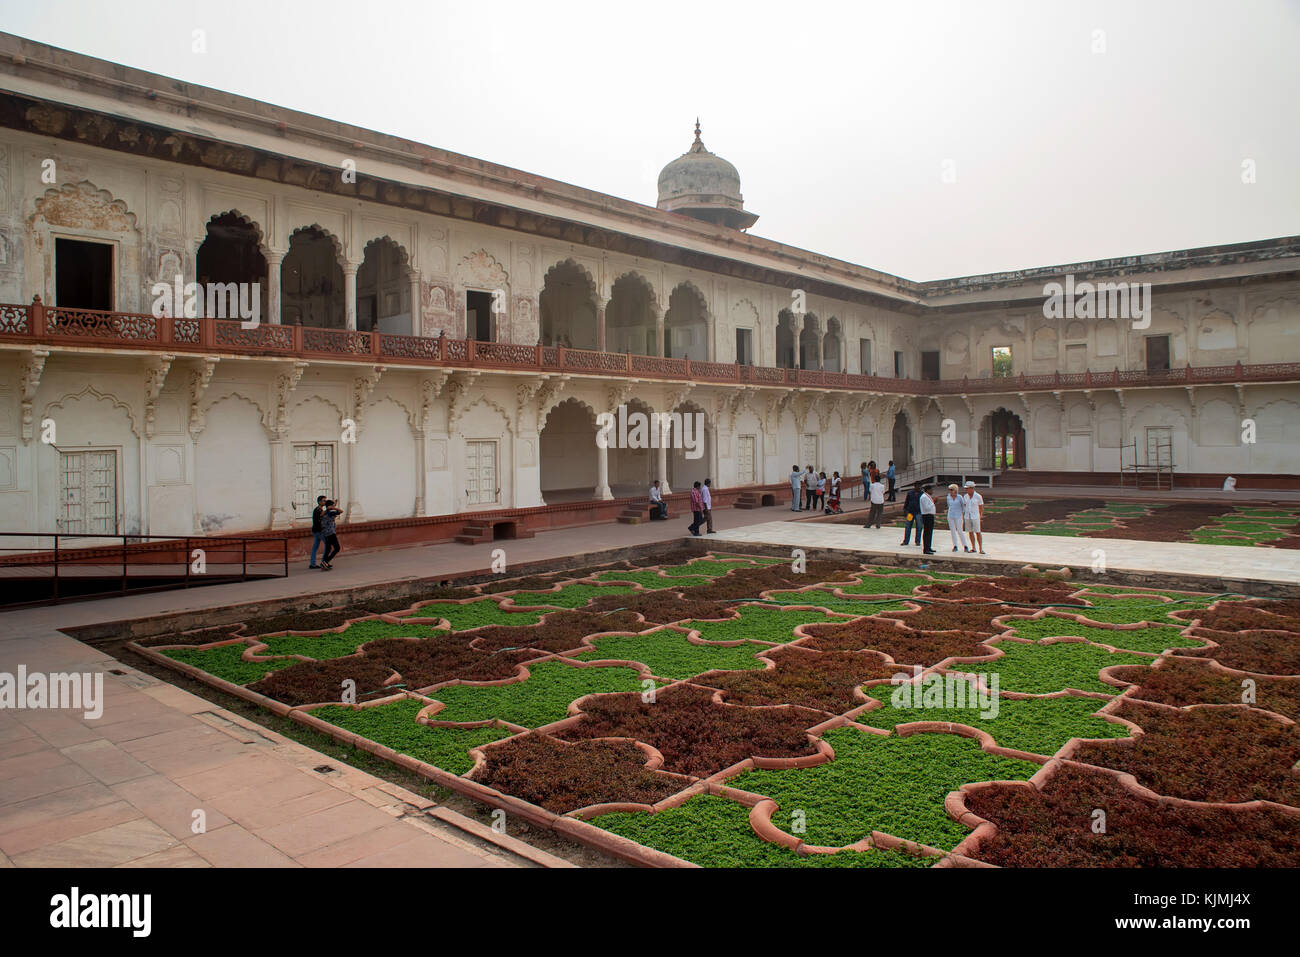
[709,519,1300,591]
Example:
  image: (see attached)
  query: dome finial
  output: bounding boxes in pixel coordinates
[694,117,701,143]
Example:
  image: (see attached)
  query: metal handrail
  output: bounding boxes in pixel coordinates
[0,531,289,607]
[892,456,990,489]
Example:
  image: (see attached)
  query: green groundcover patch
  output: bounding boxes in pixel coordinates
[858,684,1130,756]
[591,569,710,590]
[730,729,1038,851]
[403,600,546,630]
[592,793,933,868]
[254,620,443,659]
[762,589,910,616]
[683,604,847,644]
[309,698,512,775]
[838,574,934,597]
[1005,615,1198,653]
[162,643,298,685]
[1069,595,1214,626]
[657,559,755,578]
[960,640,1151,695]
[426,660,649,727]
[507,584,639,609]
[572,629,769,681]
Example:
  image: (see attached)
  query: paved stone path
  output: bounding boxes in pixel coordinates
[0,629,569,868]
[710,519,1300,590]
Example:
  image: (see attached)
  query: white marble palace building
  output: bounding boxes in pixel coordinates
[0,33,1298,542]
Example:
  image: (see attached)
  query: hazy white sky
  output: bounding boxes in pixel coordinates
[1,0,1296,280]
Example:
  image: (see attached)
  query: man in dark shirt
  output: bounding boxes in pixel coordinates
[309,495,326,568]
[900,484,923,547]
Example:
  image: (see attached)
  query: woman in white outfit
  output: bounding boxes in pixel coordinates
[945,483,968,552]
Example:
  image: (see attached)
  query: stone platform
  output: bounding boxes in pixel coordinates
[709,520,1300,595]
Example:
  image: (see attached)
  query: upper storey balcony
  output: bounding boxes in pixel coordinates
[2,297,1299,396]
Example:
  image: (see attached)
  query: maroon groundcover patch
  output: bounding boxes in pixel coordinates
[965,763,1300,867]
[879,602,1015,635]
[1084,504,1234,541]
[1188,599,1300,636]
[555,682,824,777]
[1109,657,1300,721]
[978,498,1108,533]
[469,734,683,813]
[1175,631,1300,676]
[248,636,537,706]
[698,645,897,713]
[916,578,1080,604]
[1070,699,1300,807]
[468,610,644,653]
[799,616,995,667]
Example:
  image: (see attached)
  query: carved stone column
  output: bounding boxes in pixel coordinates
[265,248,285,325]
[269,435,293,529]
[343,261,360,331]
[410,271,423,336]
[413,427,427,515]
[596,298,608,353]
[658,433,671,495]
[655,307,666,358]
[595,440,613,501]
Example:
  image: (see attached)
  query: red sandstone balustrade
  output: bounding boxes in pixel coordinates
[3,299,1298,395]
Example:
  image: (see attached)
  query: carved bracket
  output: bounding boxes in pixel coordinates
[187,357,220,436]
[268,361,309,438]
[143,354,175,439]
[19,348,49,444]
[446,370,482,433]
[535,375,570,424]
[351,365,386,434]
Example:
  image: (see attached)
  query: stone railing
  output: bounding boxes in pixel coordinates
[3,299,1298,396]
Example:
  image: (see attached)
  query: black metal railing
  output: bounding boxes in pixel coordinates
[0,532,289,608]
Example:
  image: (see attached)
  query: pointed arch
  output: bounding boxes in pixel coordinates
[357,236,414,333]
[42,385,140,437]
[607,271,659,356]
[283,226,346,328]
[540,259,599,350]
[664,281,710,361]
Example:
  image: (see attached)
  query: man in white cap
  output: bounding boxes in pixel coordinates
[963,481,985,554]
[945,483,968,553]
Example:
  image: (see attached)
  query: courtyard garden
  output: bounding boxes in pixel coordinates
[131,551,1300,868]
[835,496,1300,548]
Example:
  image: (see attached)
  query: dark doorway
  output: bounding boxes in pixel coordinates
[735,328,753,365]
[197,213,267,320]
[1146,335,1171,371]
[775,311,796,368]
[921,350,940,380]
[891,411,912,470]
[467,290,495,341]
[984,408,1026,470]
[282,227,344,328]
[55,238,113,310]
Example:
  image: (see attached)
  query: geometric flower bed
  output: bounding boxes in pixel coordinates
[132,552,1300,868]
[834,497,1300,548]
